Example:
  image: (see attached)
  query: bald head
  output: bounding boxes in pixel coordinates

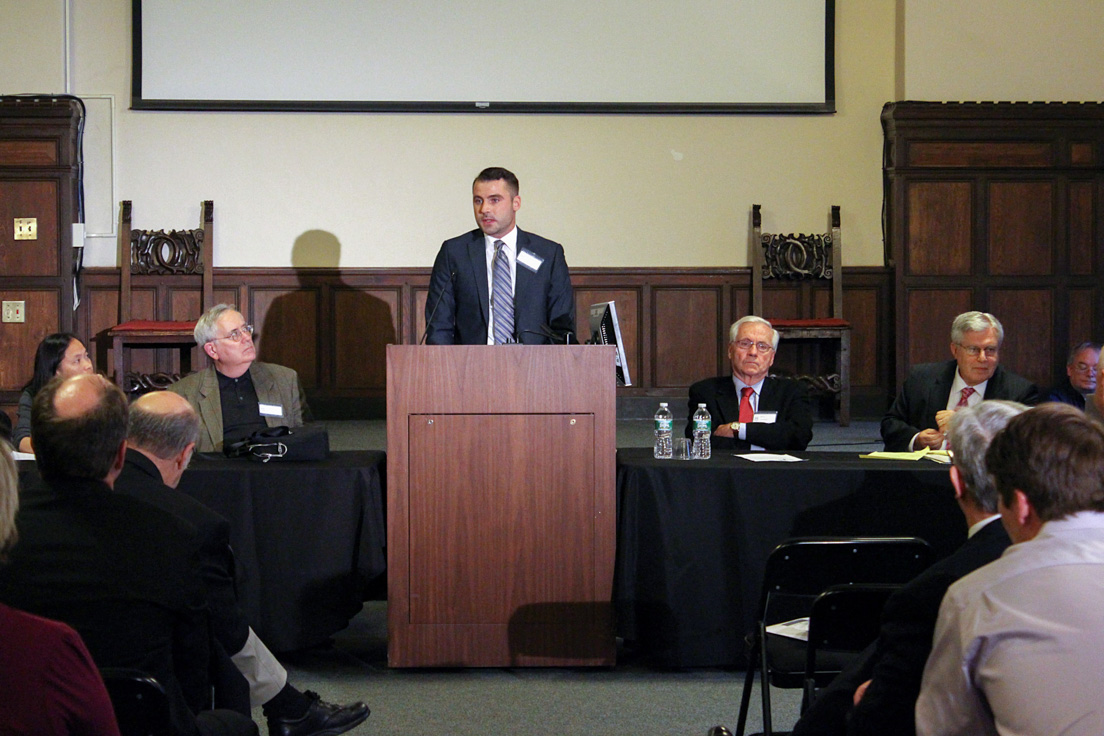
[32,373,128,483]
[128,391,200,461]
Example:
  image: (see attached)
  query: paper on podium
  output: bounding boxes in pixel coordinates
[736,453,804,462]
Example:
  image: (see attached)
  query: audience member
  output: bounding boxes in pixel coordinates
[424,166,574,345]
[881,311,1039,451]
[0,373,257,736]
[169,304,311,452]
[1047,340,1099,409]
[12,332,94,452]
[787,400,1023,736]
[916,403,1104,735]
[685,316,813,451]
[0,440,122,736]
[118,391,369,736]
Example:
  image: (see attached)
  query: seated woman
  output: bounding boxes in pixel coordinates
[13,333,94,453]
[0,441,121,735]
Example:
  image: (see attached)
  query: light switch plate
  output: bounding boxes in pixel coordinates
[2,301,25,323]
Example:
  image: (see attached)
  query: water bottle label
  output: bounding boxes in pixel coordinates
[694,419,710,432]
[655,418,672,432]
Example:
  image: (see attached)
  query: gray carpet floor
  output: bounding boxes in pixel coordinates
[252,420,884,735]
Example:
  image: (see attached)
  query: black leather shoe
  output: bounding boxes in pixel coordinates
[266,691,370,736]
[707,727,733,736]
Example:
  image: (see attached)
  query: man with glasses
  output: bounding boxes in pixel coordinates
[169,304,311,452]
[881,311,1039,451]
[1046,341,1099,410]
[684,316,814,452]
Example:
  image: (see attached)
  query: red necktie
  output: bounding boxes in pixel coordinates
[739,386,755,423]
[955,387,976,408]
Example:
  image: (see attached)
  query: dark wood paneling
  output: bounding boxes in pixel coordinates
[907,182,973,276]
[1069,181,1094,275]
[989,289,1052,386]
[0,139,58,165]
[988,182,1053,276]
[907,141,1052,168]
[1071,142,1094,166]
[253,288,320,388]
[905,290,973,367]
[0,180,60,276]
[76,265,896,419]
[652,288,721,387]
[1069,289,1095,350]
[0,290,60,390]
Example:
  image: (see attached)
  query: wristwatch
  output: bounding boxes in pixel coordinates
[730,421,741,433]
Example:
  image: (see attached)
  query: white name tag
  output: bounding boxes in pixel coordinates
[258,403,284,417]
[753,411,777,424]
[516,249,543,272]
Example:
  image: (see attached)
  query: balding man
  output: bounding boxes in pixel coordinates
[170,304,311,452]
[0,374,256,736]
[881,311,1040,451]
[117,392,369,736]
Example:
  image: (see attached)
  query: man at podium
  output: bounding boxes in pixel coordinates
[424,167,574,345]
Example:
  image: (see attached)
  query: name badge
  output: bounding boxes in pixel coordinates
[259,403,284,417]
[516,249,544,273]
[753,411,777,424]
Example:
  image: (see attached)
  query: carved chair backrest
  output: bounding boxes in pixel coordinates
[117,200,214,323]
[751,204,842,320]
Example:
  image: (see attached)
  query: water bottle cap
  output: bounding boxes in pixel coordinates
[659,402,668,407]
[698,403,706,408]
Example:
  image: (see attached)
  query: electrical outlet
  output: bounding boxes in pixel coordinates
[2,301,25,323]
[14,218,37,240]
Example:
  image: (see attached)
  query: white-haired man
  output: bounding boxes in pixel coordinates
[685,316,814,452]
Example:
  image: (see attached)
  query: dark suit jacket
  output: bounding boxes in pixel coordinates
[169,362,311,452]
[115,449,250,655]
[880,361,1040,451]
[0,475,211,736]
[685,375,814,452]
[1046,376,1087,409]
[790,518,1011,736]
[424,227,574,345]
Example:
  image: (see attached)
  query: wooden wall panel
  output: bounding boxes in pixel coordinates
[333,288,400,390]
[0,290,60,390]
[989,290,1052,386]
[988,182,1053,276]
[1068,289,1095,351]
[1069,181,1094,276]
[0,180,60,276]
[907,182,973,276]
[845,288,879,386]
[906,290,973,367]
[907,141,1051,168]
[252,288,320,387]
[652,288,721,387]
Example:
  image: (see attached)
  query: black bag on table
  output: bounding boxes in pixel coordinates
[223,424,329,463]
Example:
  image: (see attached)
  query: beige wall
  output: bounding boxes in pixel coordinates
[5,1,1101,270]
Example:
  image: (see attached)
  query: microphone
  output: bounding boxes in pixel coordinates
[420,270,456,345]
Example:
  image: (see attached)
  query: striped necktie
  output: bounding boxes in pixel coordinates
[492,240,514,344]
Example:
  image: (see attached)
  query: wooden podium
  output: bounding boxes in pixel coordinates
[386,344,617,667]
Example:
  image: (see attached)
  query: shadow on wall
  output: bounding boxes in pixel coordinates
[258,230,397,418]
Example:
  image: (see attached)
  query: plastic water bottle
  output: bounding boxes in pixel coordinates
[692,403,711,459]
[654,402,673,459]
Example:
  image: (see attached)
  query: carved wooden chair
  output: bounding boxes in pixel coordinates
[751,204,851,425]
[106,200,213,394]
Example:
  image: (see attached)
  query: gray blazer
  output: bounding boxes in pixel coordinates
[168,362,310,452]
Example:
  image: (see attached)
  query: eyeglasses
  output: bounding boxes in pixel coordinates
[1072,362,1098,374]
[956,344,998,358]
[734,339,774,353]
[212,324,255,343]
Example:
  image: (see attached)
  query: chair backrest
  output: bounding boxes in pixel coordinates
[751,204,842,320]
[100,667,172,736]
[117,200,214,323]
[757,537,932,624]
[806,583,900,655]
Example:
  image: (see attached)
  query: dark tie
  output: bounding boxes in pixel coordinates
[492,240,514,345]
[739,386,755,423]
[955,386,976,408]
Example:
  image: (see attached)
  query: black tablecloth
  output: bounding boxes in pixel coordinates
[20,451,387,653]
[178,451,386,652]
[614,447,963,667]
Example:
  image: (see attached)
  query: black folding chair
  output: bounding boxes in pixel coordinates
[802,583,902,708]
[100,667,171,736]
[734,537,933,736]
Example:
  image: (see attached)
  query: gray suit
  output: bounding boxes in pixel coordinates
[169,362,310,452]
